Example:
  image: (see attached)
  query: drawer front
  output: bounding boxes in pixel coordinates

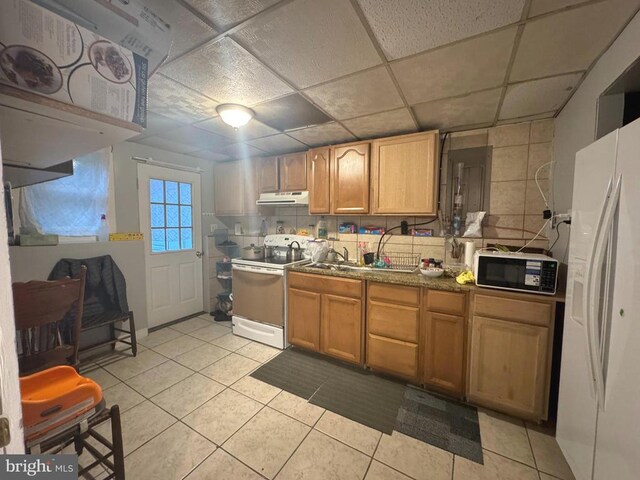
[368,301,419,342]
[368,282,420,306]
[367,334,418,380]
[473,294,552,327]
[288,271,362,298]
[425,290,466,315]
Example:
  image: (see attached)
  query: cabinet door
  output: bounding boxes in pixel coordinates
[367,334,419,380]
[332,143,370,214]
[468,315,549,419]
[423,312,464,396]
[287,288,321,351]
[308,147,331,214]
[371,131,438,215]
[259,156,279,193]
[279,152,307,191]
[243,158,260,215]
[214,161,244,215]
[321,294,362,364]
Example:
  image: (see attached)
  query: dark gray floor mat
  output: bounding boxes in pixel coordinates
[395,387,483,464]
[249,347,339,399]
[309,368,406,434]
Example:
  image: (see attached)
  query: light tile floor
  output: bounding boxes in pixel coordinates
[77,314,575,480]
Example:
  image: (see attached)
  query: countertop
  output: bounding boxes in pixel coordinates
[288,264,566,301]
[288,264,471,292]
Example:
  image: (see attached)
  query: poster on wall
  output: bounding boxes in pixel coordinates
[0,0,147,127]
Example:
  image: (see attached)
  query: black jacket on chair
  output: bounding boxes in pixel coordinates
[49,255,129,327]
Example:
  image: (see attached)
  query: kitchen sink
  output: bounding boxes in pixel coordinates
[307,262,377,272]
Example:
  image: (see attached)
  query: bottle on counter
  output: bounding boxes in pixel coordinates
[98,214,109,242]
[317,216,328,239]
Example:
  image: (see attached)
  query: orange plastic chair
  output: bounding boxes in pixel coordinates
[20,366,103,444]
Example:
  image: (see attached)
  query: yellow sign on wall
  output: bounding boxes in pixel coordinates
[109,233,144,241]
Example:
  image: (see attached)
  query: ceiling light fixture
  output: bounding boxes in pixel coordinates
[216,104,254,129]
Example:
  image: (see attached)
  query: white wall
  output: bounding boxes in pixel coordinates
[553,10,640,263]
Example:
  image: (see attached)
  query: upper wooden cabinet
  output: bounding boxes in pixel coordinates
[279,152,307,192]
[307,147,331,214]
[371,131,439,216]
[214,161,245,216]
[243,158,260,216]
[258,156,279,193]
[332,142,370,214]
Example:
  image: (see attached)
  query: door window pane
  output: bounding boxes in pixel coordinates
[151,228,165,253]
[165,182,179,204]
[180,206,192,227]
[150,179,164,203]
[166,205,179,227]
[180,183,191,205]
[151,204,165,228]
[149,178,194,253]
[181,228,193,249]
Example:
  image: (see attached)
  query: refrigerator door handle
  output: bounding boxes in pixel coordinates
[586,174,621,409]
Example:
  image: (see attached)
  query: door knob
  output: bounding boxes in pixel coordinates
[195,251,203,258]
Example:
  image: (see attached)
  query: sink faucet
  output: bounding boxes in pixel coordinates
[342,247,349,263]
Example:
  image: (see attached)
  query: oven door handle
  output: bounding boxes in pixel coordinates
[232,265,284,276]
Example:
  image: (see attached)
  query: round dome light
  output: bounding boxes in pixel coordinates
[216,104,254,129]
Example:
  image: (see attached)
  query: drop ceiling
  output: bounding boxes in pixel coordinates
[130,0,640,160]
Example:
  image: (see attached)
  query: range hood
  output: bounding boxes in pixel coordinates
[256,191,309,206]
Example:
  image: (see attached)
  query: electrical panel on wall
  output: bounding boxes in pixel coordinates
[444,146,492,234]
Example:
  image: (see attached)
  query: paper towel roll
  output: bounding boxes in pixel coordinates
[464,241,476,269]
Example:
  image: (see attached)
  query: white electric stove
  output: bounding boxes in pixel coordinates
[231,234,313,348]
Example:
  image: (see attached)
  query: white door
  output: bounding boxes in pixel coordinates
[138,164,203,328]
[593,118,640,480]
[556,130,618,480]
[0,152,24,452]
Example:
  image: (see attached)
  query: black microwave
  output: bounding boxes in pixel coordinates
[473,252,558,295]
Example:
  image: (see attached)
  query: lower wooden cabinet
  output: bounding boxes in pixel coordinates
[287,272,363,364]
[467,290,556,421]
[287,288,321,351]
[423,312,464,396]
[321,294,362,364]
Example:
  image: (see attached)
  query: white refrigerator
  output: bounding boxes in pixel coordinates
[556,117,640,480]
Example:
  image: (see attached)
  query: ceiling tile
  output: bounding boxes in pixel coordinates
[287,123,356,147]
[511,0,640,81]
[356,0,525,60]
[185,0,281,31]
[129,111,187,140]
[211,142,268,159]
[252,94,332,131]
[194,117,279,141]
[391,27,517,105]
[528,0,589,17]
[496,112,555,125]
[499,73,582,119]
[145,0,217,60]
[148,74,219,123]
[162,125,232,150]
[342,108,417,139]
[233,0,381,88]
[160,38,293,105]
[130,136,197,154]
[247,134,308,154]
[412,88,503,131]
[303,67,404,120]
[186,149,232,162]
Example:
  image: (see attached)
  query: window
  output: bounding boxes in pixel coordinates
[150,179,193,253]
[18,149,112,237]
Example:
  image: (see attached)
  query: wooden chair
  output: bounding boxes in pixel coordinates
[13,266,87,375]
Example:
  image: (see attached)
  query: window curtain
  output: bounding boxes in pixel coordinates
[19,148,111,236]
